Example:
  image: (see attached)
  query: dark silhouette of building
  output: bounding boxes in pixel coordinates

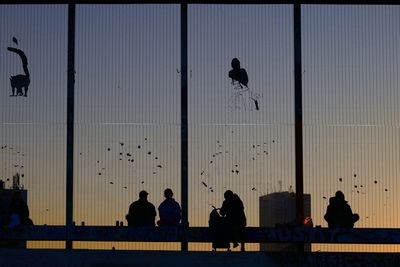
[259,191,311,252]
[0,183,29,248]
[126,190,156,227]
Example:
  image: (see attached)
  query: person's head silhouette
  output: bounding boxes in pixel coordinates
[139,190,148,201]
[164,188,173,199]
[224,190,234,200]
[335,191,345,202]
[231,58,240,70]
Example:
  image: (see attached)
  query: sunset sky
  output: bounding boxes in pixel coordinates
[1,4,400,251]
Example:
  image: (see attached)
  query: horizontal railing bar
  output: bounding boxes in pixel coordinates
[1,226,400,244]
[0,1,400,5]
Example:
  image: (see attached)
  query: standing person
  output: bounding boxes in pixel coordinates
[220,190,247,251]
[157,188,181,226]
[126,190,157,227]
[324,191,359,228]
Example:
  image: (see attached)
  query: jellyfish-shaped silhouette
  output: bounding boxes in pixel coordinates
[8,45,30,97]
[228,58,259,111]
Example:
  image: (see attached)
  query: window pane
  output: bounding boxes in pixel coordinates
[303,5,400,252]
[0,5,68,249]
[188,5,294,251]
[75,4,180,250]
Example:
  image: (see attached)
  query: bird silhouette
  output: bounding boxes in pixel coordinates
[12,37,18,45]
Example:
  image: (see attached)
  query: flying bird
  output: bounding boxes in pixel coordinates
[12,37,18,45]
[156,165,162,168]
[202,181,208,187]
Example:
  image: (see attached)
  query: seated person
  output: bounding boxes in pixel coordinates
[157,188,181,226]
[126,190,157,227]
[228,58,249,88]
[324,191,359,228]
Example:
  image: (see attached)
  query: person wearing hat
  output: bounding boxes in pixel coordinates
[126,190,157,227]
[324,191,359,228]
[220,190,247,251]
[157,188,181,226]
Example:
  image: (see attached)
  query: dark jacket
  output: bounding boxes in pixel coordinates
[126,199,156,227]
[158,198,181,226]
[324,196,358,228]
[220,194,246,227]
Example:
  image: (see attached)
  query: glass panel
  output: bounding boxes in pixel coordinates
[74,4,180,250]
[303,5,400,252]
[188,5,294,251]
[0,5,68,249]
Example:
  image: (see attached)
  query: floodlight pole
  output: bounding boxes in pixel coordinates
[294,1,305,252]
[180,2,189,251]
[66,3,76,250]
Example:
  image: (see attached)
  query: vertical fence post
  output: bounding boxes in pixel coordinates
[180,2,189,251]
[294,1,304,252]
[66,3,76,250]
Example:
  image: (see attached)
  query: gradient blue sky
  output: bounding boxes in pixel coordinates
[1,4,400,251]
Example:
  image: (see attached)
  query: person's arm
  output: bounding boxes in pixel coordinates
[324,205,332,223]
[220,201,227,217]
[151,204,157,218]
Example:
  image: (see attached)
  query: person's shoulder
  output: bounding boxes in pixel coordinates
[147,201,156,208]
[158,199,167,208]
[173,200,181,208]
[131,200,142,207]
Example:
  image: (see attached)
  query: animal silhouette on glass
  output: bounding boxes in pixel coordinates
[228,58,260,111]
[8,37,30,97]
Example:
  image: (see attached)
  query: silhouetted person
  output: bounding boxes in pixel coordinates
[157,188,181,226]
[229,58,248,88]
[126,190,156,227]
[9,191,33,227]
[228,58,259,111]
[324,191,359,228]
[220,190,246,251]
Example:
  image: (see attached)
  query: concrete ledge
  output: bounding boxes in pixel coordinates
[2,226,400,244]
[1,249,400,267]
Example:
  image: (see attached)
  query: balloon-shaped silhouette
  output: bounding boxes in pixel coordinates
[8,39,30,97]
